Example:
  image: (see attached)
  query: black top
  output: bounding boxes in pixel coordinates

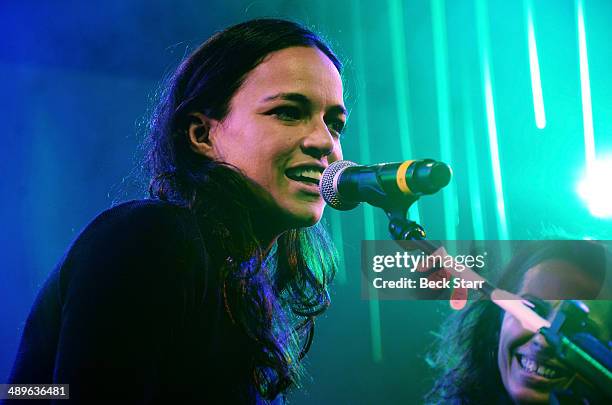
[8,200,283,404]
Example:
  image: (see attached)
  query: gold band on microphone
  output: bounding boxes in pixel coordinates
[396,160,414,195]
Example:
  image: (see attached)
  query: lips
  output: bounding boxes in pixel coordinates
[285,165,324,185]
[515,353,569,382]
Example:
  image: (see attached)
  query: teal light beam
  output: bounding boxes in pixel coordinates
[461,76,486,240]
[351,0,382,363]
[431,0,458,240]
[576,0,595,168]
[475,0,509,240]
[525,0,546,129]
[387,0,421,223]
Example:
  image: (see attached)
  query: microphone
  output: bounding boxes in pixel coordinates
[319,159,452,210]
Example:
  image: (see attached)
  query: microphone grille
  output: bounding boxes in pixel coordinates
[319,160,360,211]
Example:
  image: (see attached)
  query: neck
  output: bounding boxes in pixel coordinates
[251,205,295,256]
[253,217,284,256]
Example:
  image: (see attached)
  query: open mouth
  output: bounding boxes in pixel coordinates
[516,354,567,380]
[285,166,323,186]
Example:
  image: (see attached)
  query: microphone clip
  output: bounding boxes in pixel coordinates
[386,206,426,241]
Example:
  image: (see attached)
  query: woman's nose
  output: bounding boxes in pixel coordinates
[529,331,558,356]
[301,122,335,159]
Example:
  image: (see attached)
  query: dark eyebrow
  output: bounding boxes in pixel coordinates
[262,92,347,116]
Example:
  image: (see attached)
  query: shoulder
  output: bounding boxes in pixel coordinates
[69,199,202,256]
[58,199,210,297]
[37,201,220,398]
[84,199,194,239]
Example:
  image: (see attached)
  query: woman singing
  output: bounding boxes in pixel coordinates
[8,18,346,403]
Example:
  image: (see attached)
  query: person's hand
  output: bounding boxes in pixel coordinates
[412,246,469,310]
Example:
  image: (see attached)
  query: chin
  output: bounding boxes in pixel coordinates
[283,203,324,229]
[290,210,322,228]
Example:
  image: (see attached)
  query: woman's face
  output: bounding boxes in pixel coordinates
[497,259,611,404]
[197,46,345,232]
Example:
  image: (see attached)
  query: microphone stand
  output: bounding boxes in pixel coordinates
[540,300,612,403]
[386,206,426,241]
[384,199,438,254]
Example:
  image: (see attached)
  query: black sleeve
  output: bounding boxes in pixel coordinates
[14,201,210,403]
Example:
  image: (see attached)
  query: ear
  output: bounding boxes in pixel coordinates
[187,112,219,159]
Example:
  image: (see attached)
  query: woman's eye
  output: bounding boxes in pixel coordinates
[269,106,302,121]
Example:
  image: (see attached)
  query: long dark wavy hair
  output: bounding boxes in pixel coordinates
[142,19,341,400]
[425,240,608,404]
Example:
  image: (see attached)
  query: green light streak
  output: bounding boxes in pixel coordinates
[431,0,458,240]
[475,0,509,240]
[351,0,382,363]
[462,78,486,240]
[387,0,421,223]
[576,0,595,168]
[484,69,509,239]
[525,0,546,129]
[466,128,486,240]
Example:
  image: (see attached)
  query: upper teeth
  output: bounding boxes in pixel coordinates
[519,356,558,378]
[293,168,322,181]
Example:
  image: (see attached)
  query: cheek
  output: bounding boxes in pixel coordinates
[497,317,519,399]
[502,311,531,339]
[246,145,291,185]
[498,315,522,356]
[498,314,524,374]
[227,135,284,175]
[498,314,535,379]
[498,317,512,368]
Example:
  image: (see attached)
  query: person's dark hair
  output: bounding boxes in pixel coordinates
[425,240,607,404]
[142,19,341,399]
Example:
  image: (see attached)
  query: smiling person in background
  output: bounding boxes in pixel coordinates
[426,240,611,404]
[8,19,346,403]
